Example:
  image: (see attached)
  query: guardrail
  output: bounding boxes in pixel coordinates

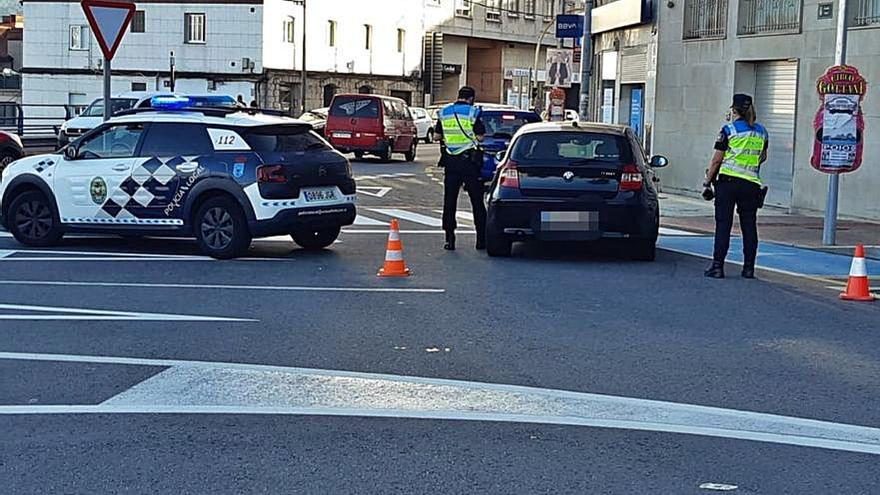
[0,102,74,138]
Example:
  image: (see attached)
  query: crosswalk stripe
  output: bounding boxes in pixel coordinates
[354,214,388,226]
[368,208,443,227]
[0,250,14,258]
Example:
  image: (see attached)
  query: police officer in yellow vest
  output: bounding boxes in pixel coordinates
[704,94,769,279]
[434,86,487,251]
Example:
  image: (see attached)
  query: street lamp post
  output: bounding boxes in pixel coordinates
[292,0,307,116]
[822,0,849,245]
[528,19,555,112]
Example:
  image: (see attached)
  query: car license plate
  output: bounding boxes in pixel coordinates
[540,211,598,231]
[332,131,352,139]
[303,187,338,203]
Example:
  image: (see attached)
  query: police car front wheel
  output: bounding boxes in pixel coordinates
[291,227,341,250]
[194,196,252,259]
[8,190,63,247]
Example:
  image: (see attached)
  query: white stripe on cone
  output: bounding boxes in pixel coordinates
[388,231,400,241]
[385,250,404,261]
[849,257,868,277]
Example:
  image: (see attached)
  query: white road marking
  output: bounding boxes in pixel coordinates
[355,173,416,181]
[0,352,879,456]
[0,303,256,322]
[699,483,739,491]
[659,227,700,236]
[358,187,392,198]
[353,214,388,226]
[0,250,14,258]
[0,280,445,294]
[0,257,216,262]
[369,209,443,227]
[0,248,208,259]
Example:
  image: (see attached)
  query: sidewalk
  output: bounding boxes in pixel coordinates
[659,193,880,260]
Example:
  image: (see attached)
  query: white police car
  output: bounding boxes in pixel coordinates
[0,96,357,259]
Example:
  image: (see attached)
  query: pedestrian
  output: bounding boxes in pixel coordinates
[236,94,246,107]
[703,94,769,279]
[435,86,488,251]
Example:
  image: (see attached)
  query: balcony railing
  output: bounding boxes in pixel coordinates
[853,0,880,26]
[738,0,801,35]
[683,0,728,39]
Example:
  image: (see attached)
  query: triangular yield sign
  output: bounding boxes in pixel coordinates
[81,0,136,61]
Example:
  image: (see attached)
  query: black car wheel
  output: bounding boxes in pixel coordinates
[8,191,63,247]
[291,227,340,250]
[404,141,417,162]
[0,150,18,175]
[194,196,251,259]
[424,129,434,144]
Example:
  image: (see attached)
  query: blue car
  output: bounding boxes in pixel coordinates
[479,109,542,180]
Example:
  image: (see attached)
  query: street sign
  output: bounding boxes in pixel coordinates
[556,14,584,38]
[81,0,136,61]
[546,49,574,88]
[810,65,868,174]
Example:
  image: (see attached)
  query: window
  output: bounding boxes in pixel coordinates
[853,0,880,26]
[77,124,145,160]
[510,131,634,166]
[507,0,520,16]
[184,13,206,44]
[140,123,213,156]
[364,24,372,50]
[68,93,89,116]
[738,0,801,35]
[81,98,138,117]
[131,82,147,91]
[542,0,555,19]
[283,17,295,43]
[487,0,502,21]
[683,0,728,39]
[130,10,145,33]
[455,0,472,17]
[524,0,536,18]
[243,126,331,153]
[330,96,379,118]
[327,20,337,47]
[69,25,89,51]
[397,29,406,53]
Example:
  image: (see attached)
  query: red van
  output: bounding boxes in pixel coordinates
[325,94,418,162]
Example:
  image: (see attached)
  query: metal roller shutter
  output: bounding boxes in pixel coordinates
[619,47,647,84]
[754,61,797,208]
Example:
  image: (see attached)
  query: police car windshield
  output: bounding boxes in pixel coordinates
[81,98,139,117]
[510,131,633,167]
[244,125,331,153]
[329,97,380,118]
[482,112,540,138]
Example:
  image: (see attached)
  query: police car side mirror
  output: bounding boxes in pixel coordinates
[650,155,669,168]
[63,146,78,161]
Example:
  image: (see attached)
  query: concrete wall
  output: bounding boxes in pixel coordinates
[654,0,880,220]
[263,70,421,114]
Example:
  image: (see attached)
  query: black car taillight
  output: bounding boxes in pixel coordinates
[619,164,643,191]
[257,164,286,183]
[499,160,520,189]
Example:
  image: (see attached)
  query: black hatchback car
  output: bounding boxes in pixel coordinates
[485,121,668,260]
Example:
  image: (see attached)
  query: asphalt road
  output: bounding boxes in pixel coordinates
[1,143,879,494]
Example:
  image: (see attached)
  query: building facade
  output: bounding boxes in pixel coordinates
[653,0,880,219]
[424,0,564,107]
[20,0,425,122]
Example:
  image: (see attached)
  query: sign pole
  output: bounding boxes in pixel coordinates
[822,0,848,246]
[578,0,593,120]
[300,0,307,116]
[103,57,111,122]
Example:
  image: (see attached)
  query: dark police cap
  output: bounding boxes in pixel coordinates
[458,86,476,100]
[732,93,753,109]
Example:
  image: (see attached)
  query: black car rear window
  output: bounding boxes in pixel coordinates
[329,97,380,118]
[510,131,633,166]
[243,125,331,153]
[481,112,541,138]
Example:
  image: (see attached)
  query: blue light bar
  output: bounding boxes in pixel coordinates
[150,95,191,110]
[189,95,237,108]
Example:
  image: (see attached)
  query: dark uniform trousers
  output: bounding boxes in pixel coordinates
[441,153,487,244]
[713,175,760,266]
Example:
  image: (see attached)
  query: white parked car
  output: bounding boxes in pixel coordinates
[409,107,436,144]
[58,92,238,148]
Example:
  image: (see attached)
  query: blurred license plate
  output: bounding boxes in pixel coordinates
[332,131,352,139]
[541,211,598,231]
[303,188,338,203]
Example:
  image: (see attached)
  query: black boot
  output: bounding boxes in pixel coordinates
[704,262,725,279]
[475,236,486,250]
[444,233,456,251]
[741,263,756,279]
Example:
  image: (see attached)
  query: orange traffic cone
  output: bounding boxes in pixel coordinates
[378,219,411,277]
[840,244,875,302]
